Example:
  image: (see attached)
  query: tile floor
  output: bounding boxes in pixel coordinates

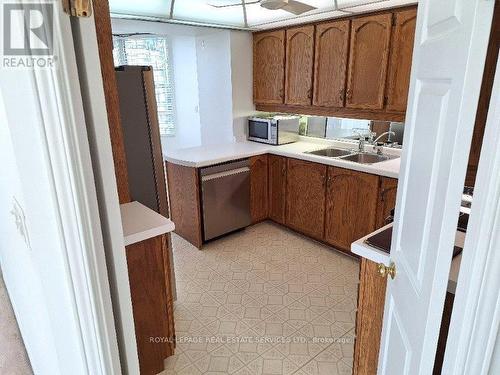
[162,222,359,375]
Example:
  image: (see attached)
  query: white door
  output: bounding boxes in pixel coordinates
[378,0,495,374]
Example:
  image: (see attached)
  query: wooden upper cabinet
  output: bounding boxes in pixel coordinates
[313,20,350,107]
[324,167,379,252]
[346,13,392,110]
[250,155,269,223]
[285,158,327,240]
[375,177,398,228]
[386,8,417,112]
[253,30,285,104]
[285,25,315,105]
[268,155,287,225]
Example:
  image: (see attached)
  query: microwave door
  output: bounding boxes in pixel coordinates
[249,120,269,141]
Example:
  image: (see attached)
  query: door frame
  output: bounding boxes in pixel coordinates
[441,56,500,375]
[26,1,500,374]
[8,1,123,374]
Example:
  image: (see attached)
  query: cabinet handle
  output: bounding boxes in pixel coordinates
[282,167,286,176]
[339,89,344,102]
[307,88,312,100]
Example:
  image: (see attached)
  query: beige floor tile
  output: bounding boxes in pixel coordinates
[168,222,358,374]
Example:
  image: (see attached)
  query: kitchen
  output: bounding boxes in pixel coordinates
[0,1,496,375]
[102,0,497,373]
[107,0,497,374]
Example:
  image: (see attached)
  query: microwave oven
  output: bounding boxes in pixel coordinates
[247,115,300,145]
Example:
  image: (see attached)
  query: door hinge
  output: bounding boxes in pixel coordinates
[62,0,92,17]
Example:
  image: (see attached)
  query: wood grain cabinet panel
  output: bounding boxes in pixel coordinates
[385,9,417,112]
[250,155,269,223]
[353,258,387,375]
[324,167,379,252]
[375,177,398,228]
[313,20,350,107]
[346,13,392,110]
[93,0,131,203]
[165,162,203,249]
[285,158,327,240]
[268,155,287,224]
[285,25,315,105]
[126,235,175,375]
[253,30,286,104]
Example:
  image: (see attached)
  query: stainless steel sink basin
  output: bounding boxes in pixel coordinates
[306,148,354,158]
[340,152,398,164]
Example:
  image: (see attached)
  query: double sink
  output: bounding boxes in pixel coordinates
[305,147,399,164]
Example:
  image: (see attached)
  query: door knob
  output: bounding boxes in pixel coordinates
[377,262,396,280]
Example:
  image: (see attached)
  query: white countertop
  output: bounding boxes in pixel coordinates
[120,201,175,246]
[351,223,464,294]
[164,137,401,178]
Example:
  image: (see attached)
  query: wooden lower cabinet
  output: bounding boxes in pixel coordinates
[126,234,176,375]
[375,176,398,228]
[285,158,327,240]
[354,258,387,375]
[166,161,203,249]
[250,155,269,223]
[166,155,397,255]
[268,155,287,224]
[325,167,379,252]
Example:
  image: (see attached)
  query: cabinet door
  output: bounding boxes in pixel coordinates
[126,234,175,374]
[268,155,287,224]
[250,154,269,223]
[166,162,203,249]
[353,258,387,375]
[313,20,350,107]
[325,167,379,251]
[385,8,417,112]
[253,30,285,104]
[285,25,315,105]
[375,177,398,228]
[346,13,392,110]
[285,158,327,240]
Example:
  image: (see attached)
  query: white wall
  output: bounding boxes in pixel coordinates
[230,31,256,141]
[111,19,255,151]
[195,30,234,145]
[164,35,201,151]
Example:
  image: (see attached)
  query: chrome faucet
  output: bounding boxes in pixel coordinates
[372,131,396,155]
[358,136,365,152]
[354,130,376,153]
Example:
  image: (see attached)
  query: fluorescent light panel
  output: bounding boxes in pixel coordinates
[109,0,417,30]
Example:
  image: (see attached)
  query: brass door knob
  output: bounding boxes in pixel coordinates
[377,262,396,280]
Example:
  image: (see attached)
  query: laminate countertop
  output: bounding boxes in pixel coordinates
[351,223,464,294]
[164,137,401,178]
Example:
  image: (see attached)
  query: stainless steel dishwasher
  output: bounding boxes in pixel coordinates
[200,159,251,241]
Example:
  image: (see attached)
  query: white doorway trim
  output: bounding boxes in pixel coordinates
[442,56,500,375]
[15,1,123,373]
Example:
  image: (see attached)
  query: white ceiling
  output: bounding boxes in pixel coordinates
[109,0,417,30]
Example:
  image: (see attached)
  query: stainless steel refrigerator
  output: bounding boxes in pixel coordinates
[115,65,169,218]
[115,65,176,298]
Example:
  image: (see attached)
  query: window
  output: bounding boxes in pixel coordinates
[113,36,176,136]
